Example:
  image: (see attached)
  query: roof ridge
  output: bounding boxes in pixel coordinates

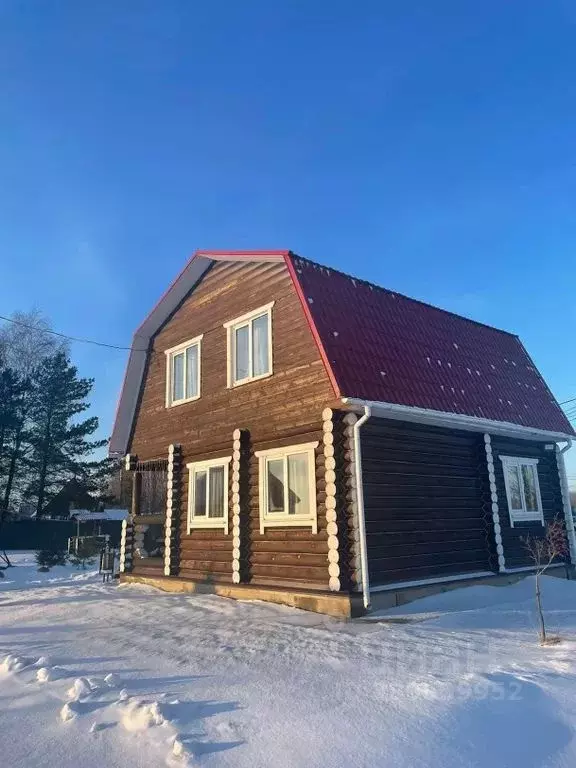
[289,252,518,340]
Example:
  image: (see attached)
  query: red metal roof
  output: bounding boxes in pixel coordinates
[289,254,573,435]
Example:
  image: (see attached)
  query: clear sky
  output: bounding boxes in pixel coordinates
[1,1,575,480]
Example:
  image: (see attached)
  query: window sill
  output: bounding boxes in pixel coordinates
[188,519,229,534]
[259,516,318,535]
[166,394,201,409]
[230,371,273,389]
[509,513,545,528]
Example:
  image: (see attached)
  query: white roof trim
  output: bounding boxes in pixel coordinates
[109,252,288,457]
[341,397,574,443]
[110,255,215,456]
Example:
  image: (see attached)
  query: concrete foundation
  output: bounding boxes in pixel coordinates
[121,573,364,618]
[122,565,574,619]
[369,565,574,613]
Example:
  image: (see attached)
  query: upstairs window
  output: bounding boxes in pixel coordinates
[500,456,544,527]
[224,303,274,387]
[165,335,203,407]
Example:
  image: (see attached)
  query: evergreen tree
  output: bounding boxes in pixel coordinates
[0,366,20,465]
[26,352,108,517]
[0,361,31,520]
[0,310,66,516]
[0,360,31,565]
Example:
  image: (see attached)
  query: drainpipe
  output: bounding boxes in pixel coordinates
[352,405,372,610]
[558,441,576,563]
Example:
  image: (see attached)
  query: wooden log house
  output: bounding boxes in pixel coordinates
[110,251,575,617]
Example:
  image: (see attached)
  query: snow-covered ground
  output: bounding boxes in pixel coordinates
[2,553,576,767]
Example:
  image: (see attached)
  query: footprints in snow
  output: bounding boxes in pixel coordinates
[1,654,194,765]
[1,654,36,673]
[61,673,125,722]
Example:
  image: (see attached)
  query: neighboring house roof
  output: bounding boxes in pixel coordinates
[71,509,129,522]
[42,478,97,517]
[110,250,573,455]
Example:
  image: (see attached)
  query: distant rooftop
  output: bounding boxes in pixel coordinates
[71,509,128,522]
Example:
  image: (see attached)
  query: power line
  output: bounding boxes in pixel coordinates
[560,396,576,406]
[0,313,147,353]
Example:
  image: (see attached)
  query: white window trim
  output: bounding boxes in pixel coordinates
[255,441,319,534]
[165,334,203,408]
[500,455,544,527]
[223,302,274,388]
[186,456,231,533]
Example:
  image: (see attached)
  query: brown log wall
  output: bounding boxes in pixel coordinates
[128,259,339,589]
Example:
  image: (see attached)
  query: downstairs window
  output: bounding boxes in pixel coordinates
[500,456,544,527]
[186,457,231,533]
[255,442,318,534]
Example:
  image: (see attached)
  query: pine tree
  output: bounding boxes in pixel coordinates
[0,366,19,466]
[0,362,31,519]
[26,352,108,517]
[0,310,67,517]
[0,360,31,564]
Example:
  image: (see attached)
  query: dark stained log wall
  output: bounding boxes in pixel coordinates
[490,436,566,569]
[361,418,494,585]
[129,259,339,588]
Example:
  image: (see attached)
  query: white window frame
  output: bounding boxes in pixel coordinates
[255,442,319,534]
[500,456,544,527]
[223,302,274,388]
[165,335,203,408]
[186,457,231,533]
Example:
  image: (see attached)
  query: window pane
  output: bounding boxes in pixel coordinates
[522,464,539,512]
[288,453,310,516]
[186,344,199,398]
[194,470,207,517]
[172,352,185,401]
[506,465,523,511]
[208,466,225,519]
[252,314,269,377]
[235,325,250,382]
[267,458,285,513]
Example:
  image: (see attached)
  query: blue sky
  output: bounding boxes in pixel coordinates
[1,1,575,479]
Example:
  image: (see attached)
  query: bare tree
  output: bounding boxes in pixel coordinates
[523,517,569,645]
[0,309,67,377]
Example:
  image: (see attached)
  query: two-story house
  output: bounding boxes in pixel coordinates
[110,250,575,616]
